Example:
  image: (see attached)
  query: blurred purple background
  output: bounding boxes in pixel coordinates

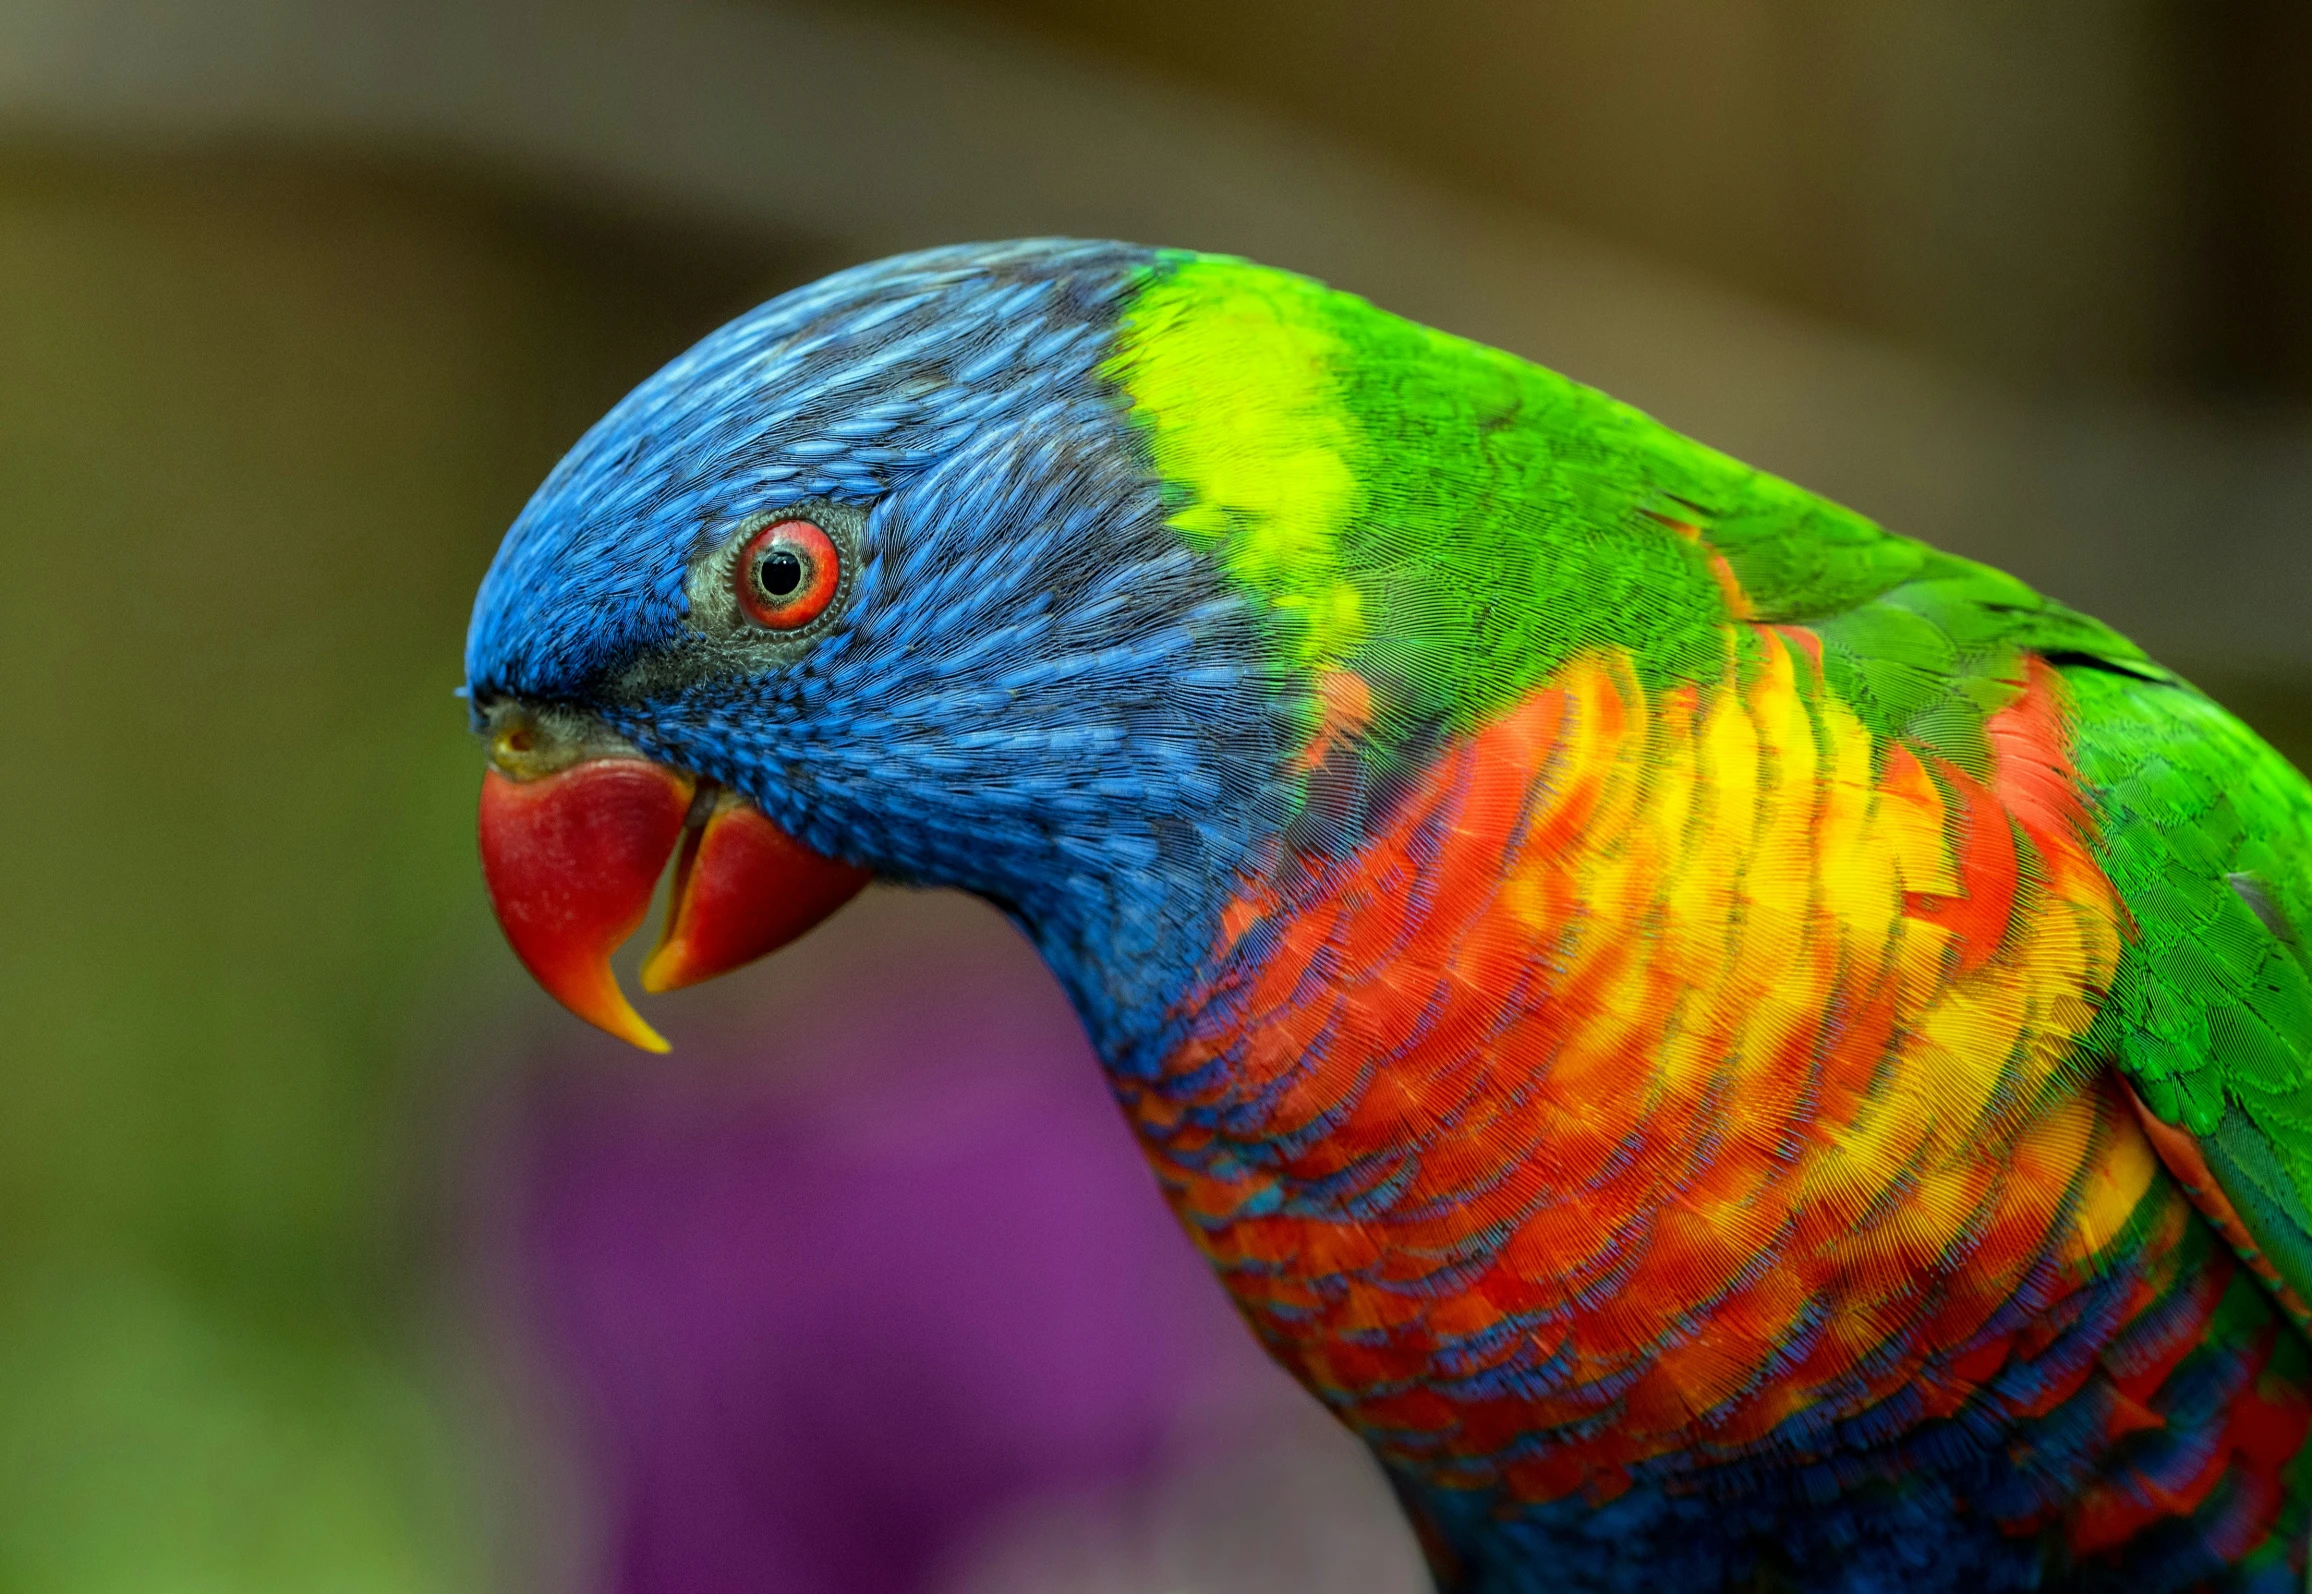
[488,892,1424,1594]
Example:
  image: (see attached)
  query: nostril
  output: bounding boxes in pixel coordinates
[481,701,640,779]
[489,719,546,775]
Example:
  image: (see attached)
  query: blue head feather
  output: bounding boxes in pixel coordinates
[464,240,1306,1068]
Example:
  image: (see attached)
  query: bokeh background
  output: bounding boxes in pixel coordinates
[4,3,2311,1590]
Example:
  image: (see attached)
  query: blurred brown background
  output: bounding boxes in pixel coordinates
[1,3,2308,1591]
[952,0,2312,400]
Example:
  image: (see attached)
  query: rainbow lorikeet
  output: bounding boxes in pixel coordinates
[463,241,2312,1592]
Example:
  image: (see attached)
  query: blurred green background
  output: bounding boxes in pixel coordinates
[0,151,793,1590]
[2,3,2310,1589]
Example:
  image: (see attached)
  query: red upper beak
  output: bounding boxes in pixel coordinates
[477,757,869,1050]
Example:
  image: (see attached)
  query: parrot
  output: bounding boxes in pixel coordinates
[462,239,2312,1593]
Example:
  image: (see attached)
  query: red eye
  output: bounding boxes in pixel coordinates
[736,519,841,630]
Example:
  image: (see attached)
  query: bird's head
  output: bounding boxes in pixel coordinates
[462,240,1313,1059]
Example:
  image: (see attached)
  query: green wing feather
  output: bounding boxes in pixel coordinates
[2063,664,2312,1308]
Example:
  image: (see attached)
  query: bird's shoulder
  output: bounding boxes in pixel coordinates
[1339,323,2312,1333]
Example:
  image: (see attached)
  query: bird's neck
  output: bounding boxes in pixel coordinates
[1011,858,1242,1076]
[1010,667,1415,1075]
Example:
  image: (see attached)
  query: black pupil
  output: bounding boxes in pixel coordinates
[758,549,805,598]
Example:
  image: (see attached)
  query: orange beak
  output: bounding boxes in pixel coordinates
[477,760,869,1051]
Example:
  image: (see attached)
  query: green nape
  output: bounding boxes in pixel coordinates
[1104,251,2156,776]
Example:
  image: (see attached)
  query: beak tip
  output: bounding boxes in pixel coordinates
[509,950,674,1053]
[583,983,674,1053]
[597,1015,675,1053]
